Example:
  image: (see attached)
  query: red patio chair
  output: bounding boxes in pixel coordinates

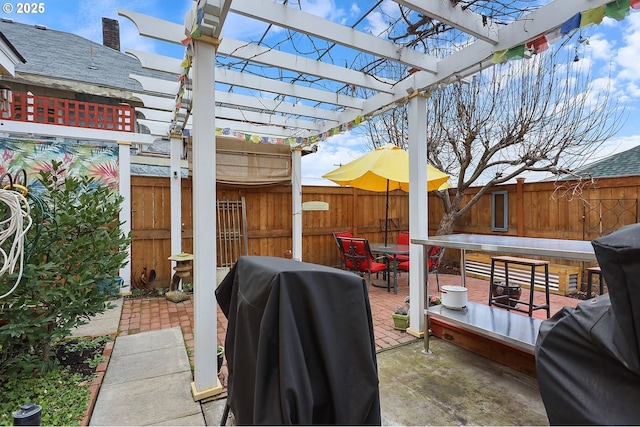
[338,237,387,288]
[394,231,410,263]
[397,245,443,290]
[332,231,353,269]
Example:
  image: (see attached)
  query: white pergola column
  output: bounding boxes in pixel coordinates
[292,147,303,261]
[117,140,132,294]
[406,94,428,339]
[191,38,223,400]
[170,133,183,286]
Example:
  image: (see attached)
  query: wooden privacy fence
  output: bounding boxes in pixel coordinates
[129,175,640,292]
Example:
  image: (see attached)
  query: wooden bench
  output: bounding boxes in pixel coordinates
[427,302,541,377]
[464,252,581,296]
[489,255,550,318]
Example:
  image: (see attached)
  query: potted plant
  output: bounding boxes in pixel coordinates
[392,303,410,331]
[217,345,225,373]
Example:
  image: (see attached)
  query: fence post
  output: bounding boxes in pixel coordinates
[517,177,525,237]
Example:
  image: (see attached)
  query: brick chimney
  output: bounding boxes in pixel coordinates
[102,17,120,51]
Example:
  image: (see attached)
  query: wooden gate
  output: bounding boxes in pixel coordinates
[217,198,248,267]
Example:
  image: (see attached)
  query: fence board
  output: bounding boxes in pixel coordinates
[129,175,640,292]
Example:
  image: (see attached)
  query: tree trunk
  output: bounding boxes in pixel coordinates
[436,212,456,236]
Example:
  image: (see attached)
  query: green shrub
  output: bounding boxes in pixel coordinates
[0,161,130,374]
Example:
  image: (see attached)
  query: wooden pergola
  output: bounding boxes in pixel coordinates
[119,0,616,399]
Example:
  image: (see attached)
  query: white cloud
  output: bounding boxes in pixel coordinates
[597,135,640,158]
[350,3,360,17]
[364,12,388,37]
[586,34,615,62]
[614,13,640,81]
[300,0,344,21]
[301,131,369,185]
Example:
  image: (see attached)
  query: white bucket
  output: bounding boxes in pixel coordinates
[441,285,468,310]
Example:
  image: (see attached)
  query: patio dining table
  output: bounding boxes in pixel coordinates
[369,242,410,295]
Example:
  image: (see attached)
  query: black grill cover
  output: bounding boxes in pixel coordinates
[535,224,640,425]
[216,256,381,425]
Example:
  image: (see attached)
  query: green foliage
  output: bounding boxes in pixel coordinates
[0,364,92,426]
[0,161,130,374]
[182,281,194,293]
[62,335,110,353]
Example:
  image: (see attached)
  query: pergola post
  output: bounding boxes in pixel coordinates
[406,93,428,339]
[191,37,223,400]
[169,132,183,286]
[292,146,303,261]
[117,140,132,294]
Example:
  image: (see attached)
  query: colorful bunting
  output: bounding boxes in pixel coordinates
[492,0,640,72]
[606,0,630,20]
[506,45,526,60]
[527,36,548,54]
[580,6,605,27]
[560,13,581,34]
[545,28,563,45]
[191,24,202,39]
[490,49,507,64]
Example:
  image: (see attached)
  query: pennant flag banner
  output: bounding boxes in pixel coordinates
[580,6,605,27]
[606,0,630,20]
[506,44,526,60]
[490,49,507,64]
[191,25,202,39]
[561,13,581,34]
[492,1,638,69]
[208,115,365,149]
[527,36,548,54]
[545,28,563,45]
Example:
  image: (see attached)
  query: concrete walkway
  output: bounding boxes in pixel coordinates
[73,299,229,425]
[89,327,209,426]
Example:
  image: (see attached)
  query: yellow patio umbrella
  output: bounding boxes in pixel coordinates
[322,143,450,245]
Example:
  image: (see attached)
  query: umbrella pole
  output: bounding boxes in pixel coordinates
[384,180,389,246]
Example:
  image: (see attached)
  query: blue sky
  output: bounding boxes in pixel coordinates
[5,0,640,185]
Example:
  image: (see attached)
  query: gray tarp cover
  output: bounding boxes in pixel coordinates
[535,224,640,425]
[216,256,381,425]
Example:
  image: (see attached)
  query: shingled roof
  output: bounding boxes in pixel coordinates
[571,144,640,179]
[0,18,175,92]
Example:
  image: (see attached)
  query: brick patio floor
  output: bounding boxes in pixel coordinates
[117,270,582,364]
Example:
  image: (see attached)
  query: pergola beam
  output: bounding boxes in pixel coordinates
[0,120,157,144]
[219,38,395,94]
[230,0,438,74]
[127,49,365,110]
[396,0,500,45]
